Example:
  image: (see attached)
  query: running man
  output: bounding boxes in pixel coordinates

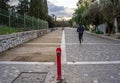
[77,23,84,44]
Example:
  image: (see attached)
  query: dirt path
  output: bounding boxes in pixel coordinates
[0,28,62,62]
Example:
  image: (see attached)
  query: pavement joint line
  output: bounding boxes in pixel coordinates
[37,37,61,38]
[67,61,120,65]
[65,43,120,45]
[66,27,75,29]
[61,30,67,64]
[25,43,61,45]
[0,61,55,65]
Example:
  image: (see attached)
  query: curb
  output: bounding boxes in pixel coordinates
[85,31,120,42]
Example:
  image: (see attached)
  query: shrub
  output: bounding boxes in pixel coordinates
[93,30,104,34]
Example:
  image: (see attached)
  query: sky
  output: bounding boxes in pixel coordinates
[47,0,78,20]
[8,0,79,20]
[47,0,78,8]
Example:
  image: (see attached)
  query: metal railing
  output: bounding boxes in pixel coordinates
[0,8,48,35]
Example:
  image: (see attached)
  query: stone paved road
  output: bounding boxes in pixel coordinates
[65,28,120,62]
[63,28,120,83]
[0,27,120,83]
[0,63,56,83]
[62,64,120,83]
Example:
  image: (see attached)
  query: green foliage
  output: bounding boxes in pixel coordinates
[61,27,64,30]
[46,15,54,28]
[73,5,88,24]
[99,0,120,23]
[0,0,9,10]
[28,0,48,20]
[82,1,102,25]
[73,0,120,27]
[68,19,73,26]
[0,7,48,33]
[84,25,89,31]
[93,29,104,34]
[72,0,89,26]
[116,34,120,39]
[17,0,30,15]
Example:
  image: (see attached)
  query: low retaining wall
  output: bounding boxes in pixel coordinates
[0,29,51,53]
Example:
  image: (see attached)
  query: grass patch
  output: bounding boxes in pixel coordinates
[0,26,19,35]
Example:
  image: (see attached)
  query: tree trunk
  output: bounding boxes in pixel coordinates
[114,17,118,33]
[107,22,113,36]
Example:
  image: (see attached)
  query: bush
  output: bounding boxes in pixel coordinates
[93,30,103,34]
[116,33,120,39]
[61,27,64,30]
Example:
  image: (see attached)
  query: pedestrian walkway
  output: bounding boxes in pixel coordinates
[0,27,120,83]
[0,28,62,83]
[0,28,62,62]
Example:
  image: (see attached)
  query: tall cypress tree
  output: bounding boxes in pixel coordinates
[44,0,48,16]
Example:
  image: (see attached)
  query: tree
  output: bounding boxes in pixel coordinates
[82,1,102,25]
[28,0,48,20]
[0,0,9,26]
[99,0,120,34]
[17,0,30,15]
[43,0,48,15]
[46,15,54,28]
[0,0,9,10]
[73,0,120,34]
[72,0,89,28]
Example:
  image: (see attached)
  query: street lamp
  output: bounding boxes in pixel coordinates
[8,8,12,33]
[8,8,12,27]
[55,16,57,21]
[52,14,56,21]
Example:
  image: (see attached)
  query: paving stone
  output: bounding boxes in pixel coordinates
[12,72,47,83]
[65,28,120,62]
[0,28,120,83]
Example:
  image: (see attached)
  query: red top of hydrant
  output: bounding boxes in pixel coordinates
[56,48,61,52]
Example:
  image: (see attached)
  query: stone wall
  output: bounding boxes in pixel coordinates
[0,29,50,53]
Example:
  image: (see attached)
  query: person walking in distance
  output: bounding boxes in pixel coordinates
[77,23,84,44]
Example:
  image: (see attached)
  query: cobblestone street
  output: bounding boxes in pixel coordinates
[64,28,120,83]
[65,28,120,62]
[1,0,120,82]
[0,28,120,83]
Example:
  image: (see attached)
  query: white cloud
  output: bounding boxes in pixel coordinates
[8,0,76,20]
[8,0,19,6]
[47,1,76,20]
[47,0,78,8]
